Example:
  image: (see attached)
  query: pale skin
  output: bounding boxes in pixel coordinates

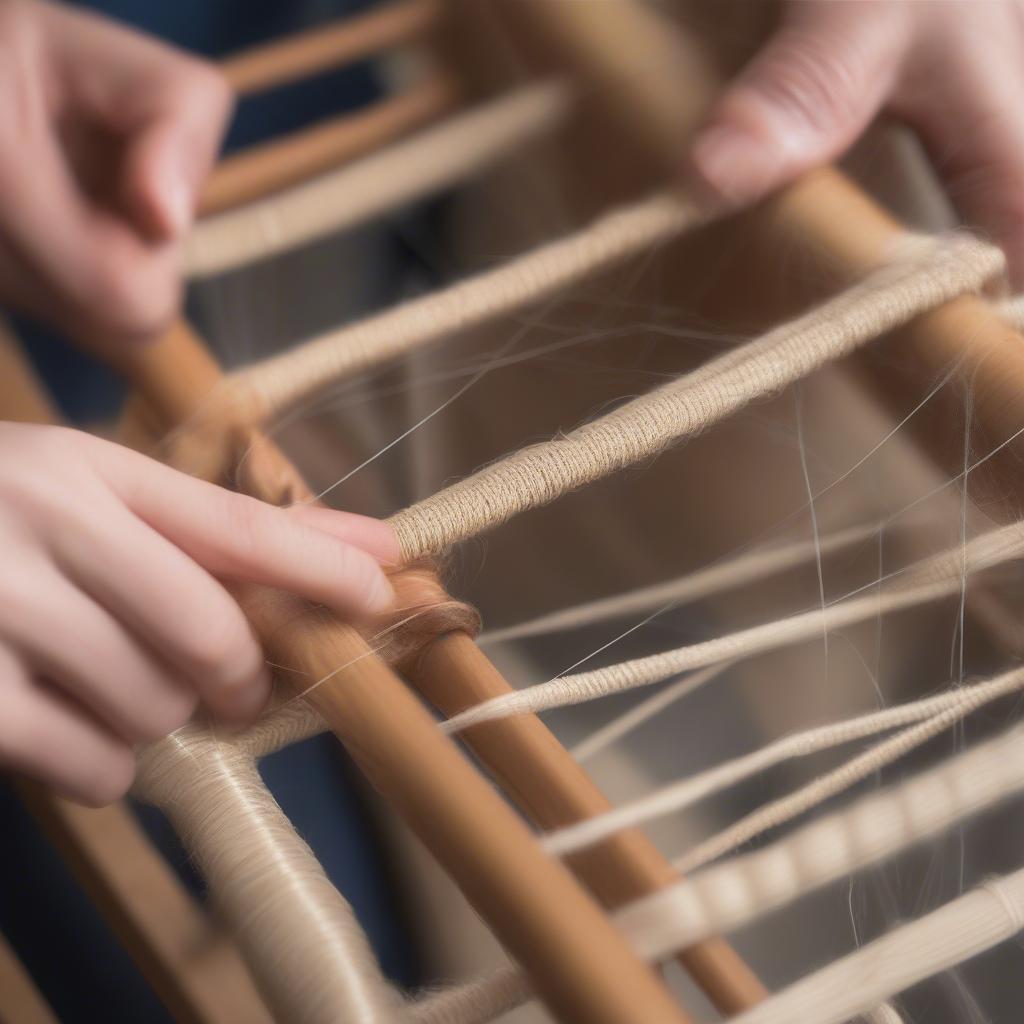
[687,0,1024,285]
[0,0,1022,805]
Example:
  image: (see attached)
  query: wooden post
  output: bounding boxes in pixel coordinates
[200,75,459,216]
[412,630,767,1016]
[221,0,441,96]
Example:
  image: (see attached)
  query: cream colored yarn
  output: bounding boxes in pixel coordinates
[391,234,1003,560]
[134,723,398,1024]
[446,517,1024,731]
[545,666,1024,857]
[186,80,572,278]
[228,190,699,420]
[727,866,1024,1024]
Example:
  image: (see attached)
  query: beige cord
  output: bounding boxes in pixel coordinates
[227,190,697,421]
[392,234,1003,559]
[187,80,572,279]
[134,724,399,1024]
[546,666,1024,857]
[445,517,1024,730]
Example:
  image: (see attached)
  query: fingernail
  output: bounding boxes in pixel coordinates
[688,126,770,209]
[159,163,195,237]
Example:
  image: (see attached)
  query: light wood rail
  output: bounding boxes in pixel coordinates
[200,73,459,216]
[222,0,440,96]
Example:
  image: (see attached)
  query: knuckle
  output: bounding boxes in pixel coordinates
[754,31,867,135]
[0,428,106,536]
[87,247,180,340]
[168,56,234,144]
[179,610,258,687]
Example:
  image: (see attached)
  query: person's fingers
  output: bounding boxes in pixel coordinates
[99,58,232,240]
[0,78,179,343]
[932,117,1024,289]
[895,34,1024,288]
[0,558,196,743]
[285,504,401,565]
[90,435,396,617]
[0,649,135,806]
[0,2,230,343]
[686,1,910,208]
[52,503,271,724]
[42,2,233,240]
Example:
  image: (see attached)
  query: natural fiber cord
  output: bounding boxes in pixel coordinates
[187,80,571,278]
[544,666,1024,857]
[413,721,1024,1022]
[445,517,1024,731]
[227,190,698,420]
[392,234,1003,559]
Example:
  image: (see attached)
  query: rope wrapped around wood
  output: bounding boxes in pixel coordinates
[726,865,1024,1024]
[543,666,1024,857]
[187,80,571,278]
[390,233,1003,560]
[134,725,398,1024]
[614,721,1024,964]
[223,189,696,420]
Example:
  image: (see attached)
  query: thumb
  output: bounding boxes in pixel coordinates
[686,1,909,208]
[119,63,233,240]
[38,1,233,241]
[901,66,1024,288]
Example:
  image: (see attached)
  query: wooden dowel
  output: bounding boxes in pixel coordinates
[0,930,56,1024]
[412,630,767,1016]
[763,169,1024,478]
[200,74,459,217]
[222,0,441,97]
[253,592,691,1024]
[127,320,691,1024]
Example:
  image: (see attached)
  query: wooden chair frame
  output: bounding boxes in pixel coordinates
[3,2,1023,1022]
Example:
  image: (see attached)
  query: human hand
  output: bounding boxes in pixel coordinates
[0,0,231,345]
[0,423,397,805]
[686,0,1024,284]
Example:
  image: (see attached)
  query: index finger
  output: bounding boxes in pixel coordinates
[89,434,396,618]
